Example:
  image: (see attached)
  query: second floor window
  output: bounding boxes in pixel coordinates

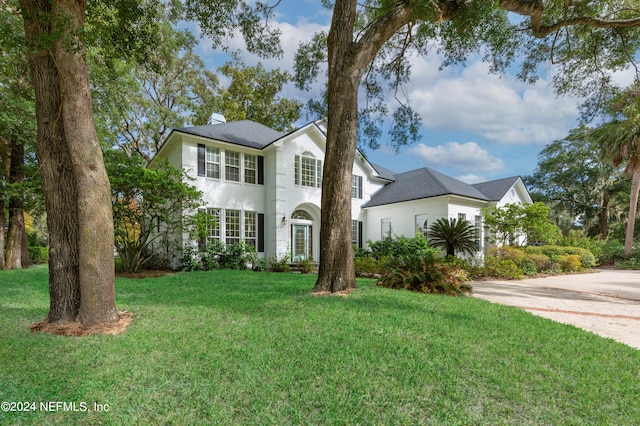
[206,147,220,179]
[295,152,322,188]
[352,175,363,199]
[225,151,240,182]
[244,154,257,184]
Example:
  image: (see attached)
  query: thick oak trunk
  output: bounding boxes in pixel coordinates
[314,0,360,293]
[6,137,25,269]
[20,0,81,323]
[55,0,118,326]
[20,0,118,325]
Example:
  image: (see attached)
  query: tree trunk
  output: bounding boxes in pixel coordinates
[5,137,25,269]
[0,136,8,270]
[599,190,610,238]
[55,0,118,326]
[624,168,640,257]
[313,0,360,293]
[21,0,81,323]
[20,0,119,325]
[314,0,414,293]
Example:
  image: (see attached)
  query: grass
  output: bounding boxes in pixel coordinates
[1,266,639,425]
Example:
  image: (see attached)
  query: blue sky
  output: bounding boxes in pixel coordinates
[191,2,637,184]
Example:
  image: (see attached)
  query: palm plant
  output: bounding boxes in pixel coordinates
[427,218,478,258]
[592,83,640,257]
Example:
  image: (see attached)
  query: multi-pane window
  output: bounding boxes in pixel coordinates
[206,208,221,244]
[295,153,322,188]
[351,220,359,245]
[415,214,428,237]
[381,218,392,238]
[351,175,362,199]
[225,210,240,245]
[475,215,482,252]
[225,151,240,182]
[206,147,220,179]
[244,154,257,184]
[458,213,467,222]
[245,211,257,248]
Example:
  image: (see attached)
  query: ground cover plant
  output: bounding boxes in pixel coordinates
[1,266,639,424]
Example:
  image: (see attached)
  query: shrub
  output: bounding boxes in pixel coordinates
[558,230,605,264]
[354,255,386,277]
[483,257,523,280]
[377,252,471,296]
[28,246,49,264]
[489,245,526,262]
[525,253,549,273]
[267,254,291,272]
[615,256,640,270]
[180,246,202,271]
[181,241,255,271]
[559,254,582,272]
[297,256,316,274]
[525,245,595,269]
[517,257,537,276]
[368,234,435,259]
[599,239,625,265]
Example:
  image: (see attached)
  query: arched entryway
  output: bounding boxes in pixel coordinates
[289,204,320,261]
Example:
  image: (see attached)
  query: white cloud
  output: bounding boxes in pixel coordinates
[456,174,486,184]
[408,141,505,172]
[407,60,581,145]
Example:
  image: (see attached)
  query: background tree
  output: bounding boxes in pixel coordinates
[484,202,561,247]
[592,82,640,257]
[105,150,203,273]
[215,53,302,132]
[427,218,477,258]
[1,1,36,270]
[525,126,622,237]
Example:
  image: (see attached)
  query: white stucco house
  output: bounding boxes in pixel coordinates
[152,118,532,264]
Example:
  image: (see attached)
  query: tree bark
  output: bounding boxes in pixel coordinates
[314,0,415,293]
[624,168,640,257]
[20,0,81,323]
[55,0,118,326]
[599,191,610,238]
[5,137,25,269]
[20,0,118,325]
[0,136,8,270]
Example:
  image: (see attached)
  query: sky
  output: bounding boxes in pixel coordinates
[191,1,637,185]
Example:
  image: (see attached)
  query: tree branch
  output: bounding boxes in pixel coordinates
[498,0,640,37]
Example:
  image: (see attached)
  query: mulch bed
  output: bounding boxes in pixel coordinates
[30,311,133,337]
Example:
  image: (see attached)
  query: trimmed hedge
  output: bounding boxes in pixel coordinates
[525,245,596,268]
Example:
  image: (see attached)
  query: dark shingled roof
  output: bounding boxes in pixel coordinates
[364,167,490,208]
[472,176,521,201]
[371,163,397,181]
[174,120,285,149]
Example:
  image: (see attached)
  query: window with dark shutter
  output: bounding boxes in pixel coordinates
[258,156,264,185]
[197,144,205,176]
[258,213,265,252]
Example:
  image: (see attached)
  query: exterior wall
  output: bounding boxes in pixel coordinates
[364,195,487,261]
[365,197,449,242]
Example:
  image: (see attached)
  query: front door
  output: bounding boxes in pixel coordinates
[292,224,312,261]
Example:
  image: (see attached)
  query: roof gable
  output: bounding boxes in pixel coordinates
[472,176,522,201]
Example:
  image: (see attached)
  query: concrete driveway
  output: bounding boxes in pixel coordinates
[470,269,640,349]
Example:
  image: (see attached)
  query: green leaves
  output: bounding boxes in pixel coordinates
[427,218,478,258]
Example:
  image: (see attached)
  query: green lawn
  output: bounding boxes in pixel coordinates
[1,266,639,425]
